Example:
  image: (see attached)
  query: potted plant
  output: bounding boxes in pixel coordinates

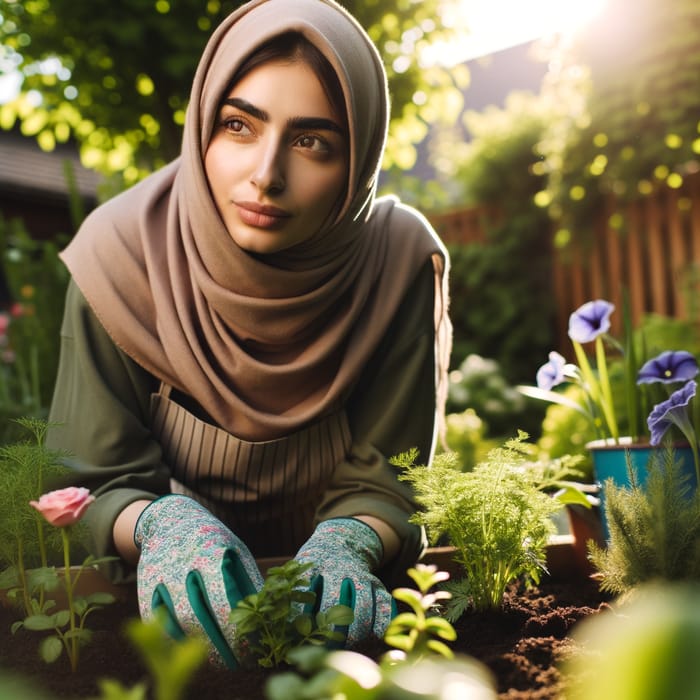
[520,299,700,536]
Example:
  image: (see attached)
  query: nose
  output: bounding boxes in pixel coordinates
[250,140,286,194]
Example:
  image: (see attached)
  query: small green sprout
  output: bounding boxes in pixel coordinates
[383,564,456,662]
[229,559,353,668]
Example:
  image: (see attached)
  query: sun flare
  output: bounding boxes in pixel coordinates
[426,0,609,65]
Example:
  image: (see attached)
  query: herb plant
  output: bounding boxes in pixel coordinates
[588,446,700,596]
[266,566,497,700]
[394,433,586,615]
[229,559,353,668]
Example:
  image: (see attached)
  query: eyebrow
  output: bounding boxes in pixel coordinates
[222,97,345,135]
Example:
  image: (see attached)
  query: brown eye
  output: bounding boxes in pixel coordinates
[295,134,330,153]
[220,116,252,136]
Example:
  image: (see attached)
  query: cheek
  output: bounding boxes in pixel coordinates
[204,140,246,197]
[296,165,347,216]
[204,144,227,196]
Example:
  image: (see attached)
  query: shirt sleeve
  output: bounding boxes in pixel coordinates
[314,259,437,585]
[46,279,169,582]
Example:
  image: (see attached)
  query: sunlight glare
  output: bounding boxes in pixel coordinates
[424,0,609,66]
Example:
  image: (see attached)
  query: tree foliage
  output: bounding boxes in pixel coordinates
[535,0,700,243]
[0,0,465,188]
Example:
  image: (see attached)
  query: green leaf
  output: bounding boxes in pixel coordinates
[554,486,592,508]
[426,639,455,658]
[52,610,71,628]
[391,588,423,607]
[86,591,116,605]
[73,597,88,616]
[383,634,413,651]
[290,590,315,605]
[11,620,24,634]
[23,613,57,631]
[96,679,149,700]
[319,605,354,626]
[425,617,457,640]
[293,614,313,637]
[27,567,60,591]
[385,612,416,630]
[39,635,63,663]
[0,565,20,589]
[65,627,91,643]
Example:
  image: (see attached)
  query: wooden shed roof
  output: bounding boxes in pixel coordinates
[0,129,101,202]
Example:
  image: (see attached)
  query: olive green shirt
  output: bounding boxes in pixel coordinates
[47,261,437,584]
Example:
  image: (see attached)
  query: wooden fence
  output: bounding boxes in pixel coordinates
[429,173,700,354]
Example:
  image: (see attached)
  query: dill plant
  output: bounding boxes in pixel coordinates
[394,432,583,616]
[588,446,700,595]
[0,418,76,614]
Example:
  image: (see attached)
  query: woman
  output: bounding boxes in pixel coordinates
[47,0,451,667]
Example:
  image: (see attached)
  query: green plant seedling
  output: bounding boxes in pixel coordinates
[383,564,456,662]
[230,559,353,668]
[122,609,209,700]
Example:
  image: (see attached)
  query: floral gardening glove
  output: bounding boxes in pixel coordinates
[134,494,264,668]
[293,517,395,647]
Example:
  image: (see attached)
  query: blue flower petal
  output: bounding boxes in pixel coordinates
[637,350,699,385]
[568,300,615,344]
[647,380,697,445]
[536,351,566,391]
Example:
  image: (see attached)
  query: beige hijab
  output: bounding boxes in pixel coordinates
[61,0,451,442]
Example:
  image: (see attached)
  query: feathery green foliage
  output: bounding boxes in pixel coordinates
[394,434,584,614]
[588,446,700,595]
[0,419,74,574]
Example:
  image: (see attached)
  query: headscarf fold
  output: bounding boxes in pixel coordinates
[61,0,451,442]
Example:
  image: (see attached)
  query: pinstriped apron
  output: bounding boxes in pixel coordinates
[150,383,352,557]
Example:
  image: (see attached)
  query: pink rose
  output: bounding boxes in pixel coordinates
[30,487,95,527]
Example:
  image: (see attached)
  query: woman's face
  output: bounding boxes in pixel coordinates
[205,58,348,254]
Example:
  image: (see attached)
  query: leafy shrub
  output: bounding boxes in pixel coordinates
[394,434,585,614]
[447,353,543,439]
[229,559,352,669]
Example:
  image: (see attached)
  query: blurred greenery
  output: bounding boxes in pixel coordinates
[445,92,555,386]
[0,217,69,442]
[0,0,467,191]
[535,0,700,243]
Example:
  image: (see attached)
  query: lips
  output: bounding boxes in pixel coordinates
[235,201,291,229]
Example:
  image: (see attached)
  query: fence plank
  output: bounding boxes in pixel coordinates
[429,172,700,356]
[625,200,646,327]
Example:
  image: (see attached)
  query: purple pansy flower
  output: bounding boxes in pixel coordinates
[568,300,615,344]
[536,351,566,391]
[637,350,699,385]
[647,380,697,446]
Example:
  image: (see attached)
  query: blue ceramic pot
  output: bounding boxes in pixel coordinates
[587,437,698,539]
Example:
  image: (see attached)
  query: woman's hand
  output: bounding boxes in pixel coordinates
[293,517,396,646]
[134,495,264,668]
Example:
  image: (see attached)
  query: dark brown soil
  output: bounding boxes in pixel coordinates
[0,574,609,700]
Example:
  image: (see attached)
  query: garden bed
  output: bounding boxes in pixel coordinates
[0,534,611,700]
